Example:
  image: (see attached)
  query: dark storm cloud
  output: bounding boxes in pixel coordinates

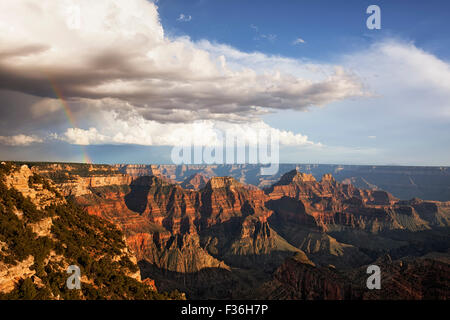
[0,0,365,126]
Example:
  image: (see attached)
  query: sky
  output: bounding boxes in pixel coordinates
[0,0,449,165]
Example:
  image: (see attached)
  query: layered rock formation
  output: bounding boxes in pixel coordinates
[75,175,301,276]
[7,162,448,299]
[265,169,442,233]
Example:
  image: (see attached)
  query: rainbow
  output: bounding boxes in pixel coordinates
[48,78,92,164]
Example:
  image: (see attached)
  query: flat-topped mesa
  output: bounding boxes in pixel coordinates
[275,169,316,186]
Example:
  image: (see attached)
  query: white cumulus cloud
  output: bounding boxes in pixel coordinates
[0,134,43,146]
[58,110,320,147]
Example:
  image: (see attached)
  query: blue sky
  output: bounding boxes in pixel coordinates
[157,0,450,60]
[0,0,449,165]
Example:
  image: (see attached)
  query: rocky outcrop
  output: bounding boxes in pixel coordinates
[0,256,35,294]
[4,165,64,209]
[29,217,54,238]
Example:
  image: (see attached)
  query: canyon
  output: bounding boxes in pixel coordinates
[1,162,449,299]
